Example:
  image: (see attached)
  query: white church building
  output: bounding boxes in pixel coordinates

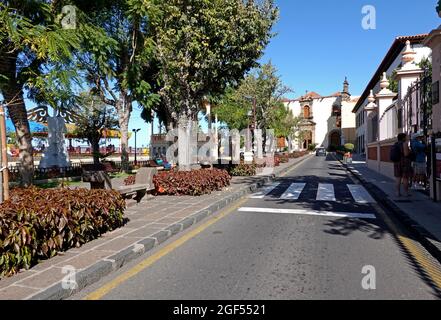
[283,79,359,151]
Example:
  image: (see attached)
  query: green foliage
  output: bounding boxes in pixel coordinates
[214,87,251,131]
[150,0,279,122]
[0,187,125,276]
[308,143,318,151]
[71,91,119,164]
[387,69,399,93]
[216,62,295,136]
[153,169,231,196]
[437,1,441,15]
[229,164,257,176]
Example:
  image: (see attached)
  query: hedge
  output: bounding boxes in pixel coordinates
[153,169,231,196]
[0,187,125,277]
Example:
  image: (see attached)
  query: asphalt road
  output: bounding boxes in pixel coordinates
[73,156,441,300]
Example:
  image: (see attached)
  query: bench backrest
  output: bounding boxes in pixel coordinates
[135,167,158,185]
[108,177,125,190]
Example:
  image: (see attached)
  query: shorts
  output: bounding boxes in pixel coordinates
[413,162,426,175]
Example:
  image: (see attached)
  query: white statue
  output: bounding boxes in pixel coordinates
[39,116,70,168]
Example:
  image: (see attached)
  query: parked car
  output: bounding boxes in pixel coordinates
[315,147,327,157]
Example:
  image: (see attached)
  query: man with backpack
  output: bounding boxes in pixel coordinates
[390,133,413,197]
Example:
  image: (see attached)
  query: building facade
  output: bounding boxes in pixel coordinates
[352,35,431,156]
[283,79,359,151]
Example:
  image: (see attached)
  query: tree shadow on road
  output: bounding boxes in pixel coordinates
[323,217,387,240]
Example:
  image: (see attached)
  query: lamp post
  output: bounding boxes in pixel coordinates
[132,128,141,165]
[150,110,155,159]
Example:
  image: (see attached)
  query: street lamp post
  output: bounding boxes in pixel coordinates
[150,110,155,160]
[132,128,141,165]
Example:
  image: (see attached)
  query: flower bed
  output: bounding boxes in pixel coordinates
[153,169,231,196]
[0,187,125,277]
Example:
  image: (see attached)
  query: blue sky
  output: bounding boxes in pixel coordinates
[6,0,440,148]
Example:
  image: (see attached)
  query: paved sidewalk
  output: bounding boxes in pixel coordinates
[344,157,441,249]
[0,155,311,300]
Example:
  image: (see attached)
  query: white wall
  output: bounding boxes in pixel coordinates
[285,97,337,148]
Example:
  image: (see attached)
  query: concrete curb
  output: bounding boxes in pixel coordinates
[337,157,441,265]
[25,155,310,300]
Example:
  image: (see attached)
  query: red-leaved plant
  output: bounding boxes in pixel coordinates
[153,169,231,196]
[0,187,125,277]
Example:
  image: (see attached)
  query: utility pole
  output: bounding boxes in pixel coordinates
[0,104,10,202]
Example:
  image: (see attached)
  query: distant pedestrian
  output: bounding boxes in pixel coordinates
[390,133,412,197]
[411,132,427,190]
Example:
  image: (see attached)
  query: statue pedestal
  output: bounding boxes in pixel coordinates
[39,116,70,169]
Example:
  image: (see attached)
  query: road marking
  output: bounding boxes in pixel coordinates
[250,182,279,199]
[316,183,336,201]
[341,158,441,292]
[84,197,249,300]
[347,184,376,204]
[280,183,306,200]
[371,202,441,292]
[238,207,376,219]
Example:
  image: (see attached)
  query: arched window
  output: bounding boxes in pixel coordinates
[303,106,311,118]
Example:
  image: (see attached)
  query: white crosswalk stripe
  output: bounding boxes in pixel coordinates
[347,185,376,204]
[280,183,306,200]
[250,182,377,205]
[239,207,376,220]
[249,182,280,199]
[316,183,336,201]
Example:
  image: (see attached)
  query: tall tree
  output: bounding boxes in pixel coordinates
[215,62,295,150]
[0,0,80,185]
[149,0,278,127]
[75,0,160,171]
[72,92,118,165]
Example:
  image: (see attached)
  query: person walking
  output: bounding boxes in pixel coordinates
[411,132,427,190]
[390,133,413,197]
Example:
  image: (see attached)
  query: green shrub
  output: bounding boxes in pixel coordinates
[153,169,231,196]
[0,187,125,277]
[230,164,257,176]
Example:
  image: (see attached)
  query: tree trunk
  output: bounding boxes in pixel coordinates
[117,97,131,172]
[90,137,100,166]
[0,51,34,186]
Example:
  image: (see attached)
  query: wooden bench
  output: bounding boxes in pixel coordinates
[108,167,158,202]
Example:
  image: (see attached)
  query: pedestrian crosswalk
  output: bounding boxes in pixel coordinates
[249,182,377,204]
[316,184,336,202]
[280,183,306,200]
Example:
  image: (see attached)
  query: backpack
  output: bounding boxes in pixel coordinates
[390,142,402,163]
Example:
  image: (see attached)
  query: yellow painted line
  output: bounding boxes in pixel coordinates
[342,159,441,291]
[85,156,308,300]
[375,203,441,290]
[84,197,249,300]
